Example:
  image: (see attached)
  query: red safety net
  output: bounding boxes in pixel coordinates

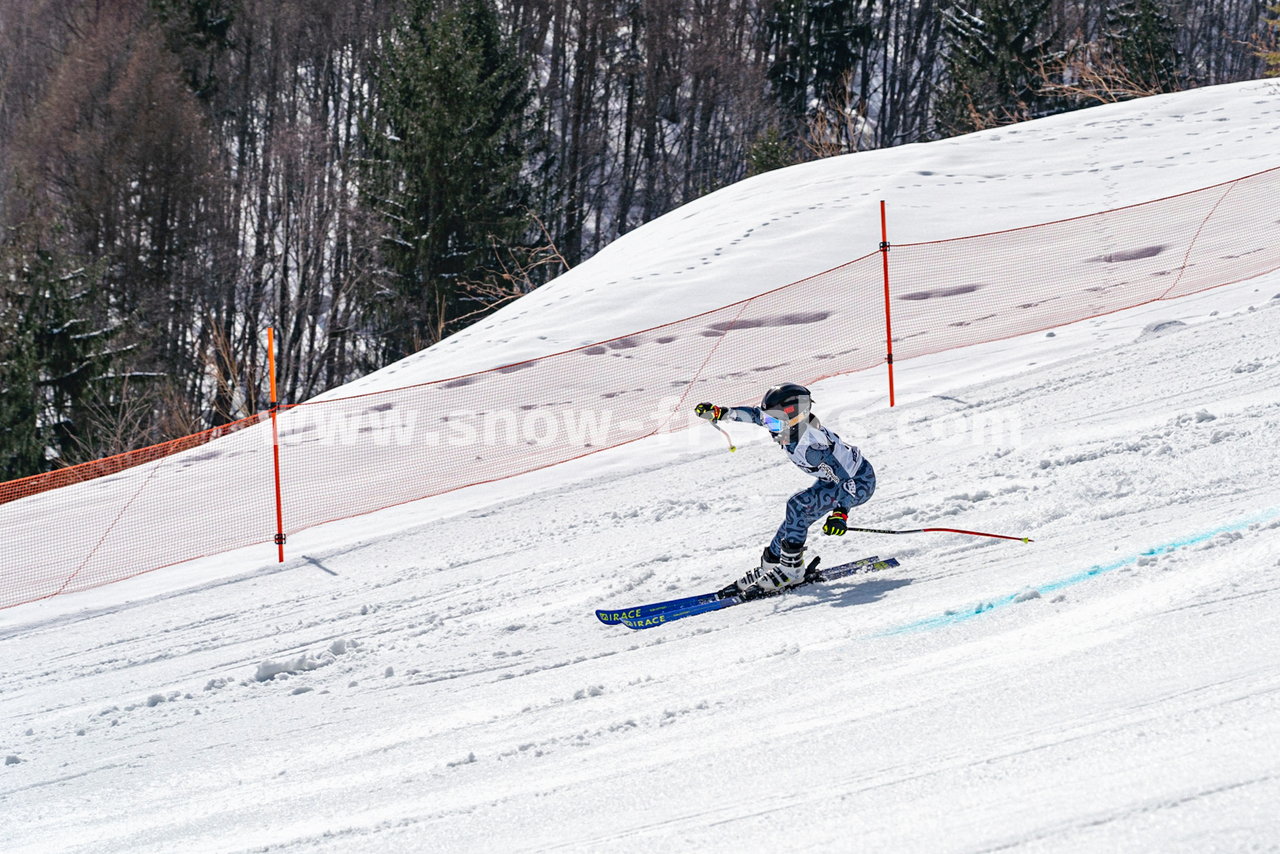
[2,166,1278,609]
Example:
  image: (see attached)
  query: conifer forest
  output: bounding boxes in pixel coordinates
[0,0,1275,478]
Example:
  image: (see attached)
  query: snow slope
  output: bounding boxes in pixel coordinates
[3,81,1280,853]
[330,77,1280,396]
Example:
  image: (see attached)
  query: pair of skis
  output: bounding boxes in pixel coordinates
[596,554,899,630]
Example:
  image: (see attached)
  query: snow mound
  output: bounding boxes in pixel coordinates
[253,639,359,682]
[1137,319,1188,340]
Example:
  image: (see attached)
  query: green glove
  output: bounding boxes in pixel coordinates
[694,402,725,422]
[822,509,848,536]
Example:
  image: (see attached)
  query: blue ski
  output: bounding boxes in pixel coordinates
[598,556,896,629]
[618,557,899,630]
[594,555,881,626]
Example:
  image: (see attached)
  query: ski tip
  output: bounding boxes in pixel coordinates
[621,598,733,629]
[619,612,673,630]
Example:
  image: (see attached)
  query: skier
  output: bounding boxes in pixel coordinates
[695,383,875,595]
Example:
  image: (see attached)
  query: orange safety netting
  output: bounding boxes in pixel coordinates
[2,166,1278,610]
[0,414,268,507]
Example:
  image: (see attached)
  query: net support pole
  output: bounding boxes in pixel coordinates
[267,327,286,563]
[879,200,896,407]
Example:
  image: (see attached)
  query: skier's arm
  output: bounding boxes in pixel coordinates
[721,406,764,426]
[694,403,765,427]
[806,433,871,529]
[815,445,857,537]
[806,434,865,490]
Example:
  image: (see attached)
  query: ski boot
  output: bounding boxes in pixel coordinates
[718,544,811,599]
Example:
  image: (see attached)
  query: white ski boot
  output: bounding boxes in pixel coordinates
[731,544,808,596]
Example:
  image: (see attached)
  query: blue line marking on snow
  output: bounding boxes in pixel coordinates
[876,506,1280,637]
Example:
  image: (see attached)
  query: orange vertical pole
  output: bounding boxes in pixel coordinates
[267,327,286,562]
[879,200,896,407]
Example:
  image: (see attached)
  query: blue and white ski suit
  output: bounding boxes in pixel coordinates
[723,407,875,553]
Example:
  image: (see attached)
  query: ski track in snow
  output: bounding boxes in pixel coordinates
[4,81,1280,853]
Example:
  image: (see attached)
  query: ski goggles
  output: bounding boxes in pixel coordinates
[762,407,799,433]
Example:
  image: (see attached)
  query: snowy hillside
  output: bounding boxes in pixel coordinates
[329,78,1280,397]
[3,80,1280,853]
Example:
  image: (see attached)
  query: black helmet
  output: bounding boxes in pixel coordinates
[760,383,812,445]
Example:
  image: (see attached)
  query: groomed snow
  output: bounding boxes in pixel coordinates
[3,80,1280,853]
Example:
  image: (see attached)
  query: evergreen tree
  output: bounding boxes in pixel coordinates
[1102,0,1181,94]
[746,126,798,177]
[934,0,1058,137]
[0,297,43,480]
[364,0,536,360]
[0,252,123,478]
[765,0,875,132]
[149,0,237,101]
[1256,2,1280,77]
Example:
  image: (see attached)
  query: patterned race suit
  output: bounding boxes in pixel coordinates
[722,407,875,553]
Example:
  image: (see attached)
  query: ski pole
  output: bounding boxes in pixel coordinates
[710,421,736,452]
[848,526,1032,543]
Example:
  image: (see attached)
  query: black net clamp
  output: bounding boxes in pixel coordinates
[274,533,287,546]
[879,241,891,252]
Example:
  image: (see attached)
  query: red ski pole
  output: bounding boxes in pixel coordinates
[848,526,1033,543]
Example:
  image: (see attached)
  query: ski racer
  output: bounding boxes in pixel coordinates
[695,383,875,595]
